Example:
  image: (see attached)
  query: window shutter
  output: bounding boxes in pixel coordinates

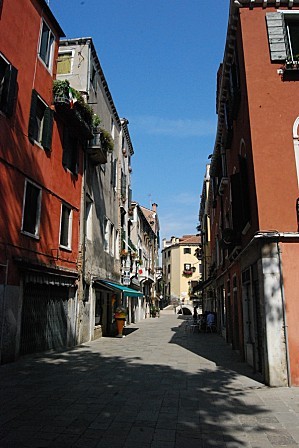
[1,64,18,117]
[41,107,54,151]
[266,12,289,61]
[230,172,243,233]
[113,159,117,188]
[239,155,251,226]
[28,90,38,142]
[128,188,132,208]
[62,126,70,167]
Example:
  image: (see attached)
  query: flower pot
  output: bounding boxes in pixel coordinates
[116,318,125,338]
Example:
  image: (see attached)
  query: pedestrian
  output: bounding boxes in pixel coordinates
[193,306,198,323]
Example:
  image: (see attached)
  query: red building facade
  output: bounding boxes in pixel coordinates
[204,0,299,386]
[0,0,87,362]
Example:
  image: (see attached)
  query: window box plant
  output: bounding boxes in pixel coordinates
[53,79,93,139]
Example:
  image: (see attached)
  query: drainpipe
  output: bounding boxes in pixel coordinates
[0,258,8,364]
[276,241,291,387]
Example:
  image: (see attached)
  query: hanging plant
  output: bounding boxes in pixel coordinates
[100,128,114,153]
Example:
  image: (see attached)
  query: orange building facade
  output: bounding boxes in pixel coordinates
[0,1,87,362]
[203,0,299,386]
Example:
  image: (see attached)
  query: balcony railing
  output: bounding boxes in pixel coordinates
[87,132,108,165]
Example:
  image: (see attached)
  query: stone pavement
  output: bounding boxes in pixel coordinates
[1,308,299,448]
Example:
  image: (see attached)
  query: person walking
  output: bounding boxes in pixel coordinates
[193,306,198,323]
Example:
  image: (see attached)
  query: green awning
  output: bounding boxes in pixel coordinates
[99,280,143,298]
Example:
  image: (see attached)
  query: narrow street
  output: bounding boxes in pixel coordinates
[1,308,299,448]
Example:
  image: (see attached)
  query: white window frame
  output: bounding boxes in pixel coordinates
[111,118,115,140]
[59,203,73,250]
[115,230,120,260]
[38,19,55,72]
[21,180,42,239]
[86,199,93,242]
[34,94,47,147]
[104,217,109,253]
[110,223,115,256]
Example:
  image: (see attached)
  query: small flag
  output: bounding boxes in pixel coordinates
[68,88,77,108]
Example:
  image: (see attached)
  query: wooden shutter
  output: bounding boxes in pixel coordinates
[113,159,117,188]
[28,90,38,143]
[230,172,243,233]
[239,155,251,226]
[1,64,18,117]
[41,107,54,151]
[128,188,132,208]
[266,12,289,61]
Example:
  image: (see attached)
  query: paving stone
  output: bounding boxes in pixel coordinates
[1,309,299,448]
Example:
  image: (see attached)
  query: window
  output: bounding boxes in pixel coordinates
[167,264,171,274]
[22,181,42,237]
[39,20,54,70]
[184,248,191,254]
[121,170,126,199]
[86,198,93,241]
[115,230,119,260]
[95,291,103,326]
[104,218,109,252]
[57,51,72,74]
[0,53,17,117]
[111,118,115,139]
[266,12,299,63]
[28,90,53,150]
[60,203,72,249]
[230,155,251,233]
[90,65,97,92]
[109,223,114,256]
[184,263,191,271]
[110,157,117,189]
[62,127,78,174]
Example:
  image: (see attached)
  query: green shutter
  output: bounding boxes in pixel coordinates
[266,12,289,61]
[41,107,54,151]
[1,64,18,117]
[62,126,69,167]
[113,158,117,188]
[28,90,38,143]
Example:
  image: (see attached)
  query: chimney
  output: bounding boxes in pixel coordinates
[152,203,158,212]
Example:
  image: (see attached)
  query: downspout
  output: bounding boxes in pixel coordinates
[0,258,8,364]
[276,241,291,387]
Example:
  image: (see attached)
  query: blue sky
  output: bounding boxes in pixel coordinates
[49,0,229,242]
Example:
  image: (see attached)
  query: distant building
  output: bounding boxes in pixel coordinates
[128,202,160,319]
[162,235,202,308]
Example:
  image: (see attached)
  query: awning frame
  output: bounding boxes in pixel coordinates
[95,279,143,298]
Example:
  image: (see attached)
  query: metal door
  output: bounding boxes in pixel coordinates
[20,283,68,355]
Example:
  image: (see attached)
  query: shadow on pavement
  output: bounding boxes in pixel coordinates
[0,323,280,448]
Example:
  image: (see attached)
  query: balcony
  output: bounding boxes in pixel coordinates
[53,80,93,139]
[87,132,108,165]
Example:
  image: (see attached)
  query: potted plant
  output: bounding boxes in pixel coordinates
[114,306,127,338]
